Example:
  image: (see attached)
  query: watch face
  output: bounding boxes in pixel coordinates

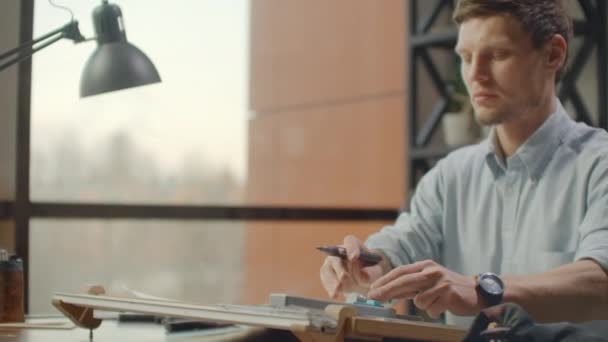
[479,277,503,295]
[477,273,504,307]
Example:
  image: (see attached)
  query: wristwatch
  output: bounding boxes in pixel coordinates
[475,272,504,307]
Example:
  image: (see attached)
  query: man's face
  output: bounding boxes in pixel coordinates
[455,15,550,125]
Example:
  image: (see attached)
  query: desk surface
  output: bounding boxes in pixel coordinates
[0,320,164,342]
[0,317,456,342]
[0,319,297,342]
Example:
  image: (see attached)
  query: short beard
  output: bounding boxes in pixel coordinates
[475,111,510,126]
[475,98,544,126]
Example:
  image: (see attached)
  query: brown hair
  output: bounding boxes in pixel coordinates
[453,0,572,81]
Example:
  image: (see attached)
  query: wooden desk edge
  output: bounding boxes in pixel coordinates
[349,316,467,342]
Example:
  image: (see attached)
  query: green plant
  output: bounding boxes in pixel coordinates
[446,57,472,114]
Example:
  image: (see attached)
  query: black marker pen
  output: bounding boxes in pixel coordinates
[316,245,382,266]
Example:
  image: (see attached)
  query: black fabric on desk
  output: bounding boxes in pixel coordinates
[463,303,608,342]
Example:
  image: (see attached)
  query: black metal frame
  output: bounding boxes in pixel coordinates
[21,203,396,221]
[10,0,398,312]
[408,0,608,190]
[15,0,34,313]
[0,201,11,219]
[0,20,84,72]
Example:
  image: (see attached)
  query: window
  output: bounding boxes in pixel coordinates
[30,219,389,314]
[28,0,252,315]
[31,0,250,205]
[26,0,405,315]
[30,219,245,314]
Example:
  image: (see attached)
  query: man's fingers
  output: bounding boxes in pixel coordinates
[368,281,425,301]
[426,291,450,319]
[330,258,347,282]
[342,235,363,261]
[359,264,384,284]
[368,267,440,301]
[320,258,337,297]
[321,235,384,299]
[320,257,357,298]
[320,258,342,297]
[414,281,450,311]
[415,282,450,318]
[371,260,435,290]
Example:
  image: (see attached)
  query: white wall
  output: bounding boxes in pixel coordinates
[0,0,19,200]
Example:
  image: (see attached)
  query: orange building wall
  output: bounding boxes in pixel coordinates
[243,0,407,304]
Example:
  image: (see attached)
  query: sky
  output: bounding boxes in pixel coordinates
[30,0,250,182]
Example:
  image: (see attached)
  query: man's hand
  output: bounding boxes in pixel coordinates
[319,235,385,299]
[367,259,482,318]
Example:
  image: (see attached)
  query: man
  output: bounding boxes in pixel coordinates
[319,0,608,331]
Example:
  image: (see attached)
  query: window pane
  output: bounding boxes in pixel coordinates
[30,1,250,205]
[30,1,406,208]
[29,219,389,315]
[30,219,245,314]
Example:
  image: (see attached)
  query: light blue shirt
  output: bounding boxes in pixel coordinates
[366,100,608,328]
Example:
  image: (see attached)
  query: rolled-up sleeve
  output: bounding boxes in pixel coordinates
[366,159,446,268]
[576,158,608,271]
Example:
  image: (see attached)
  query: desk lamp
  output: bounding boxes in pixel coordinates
[0,0,161,97]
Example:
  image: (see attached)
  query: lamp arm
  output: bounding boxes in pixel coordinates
[0,21,85,72]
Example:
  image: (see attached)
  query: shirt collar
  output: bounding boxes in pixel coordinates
[483,99,573,181]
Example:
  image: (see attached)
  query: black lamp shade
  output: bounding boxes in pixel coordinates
[80,41,161,97]
[79,0,161,97]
